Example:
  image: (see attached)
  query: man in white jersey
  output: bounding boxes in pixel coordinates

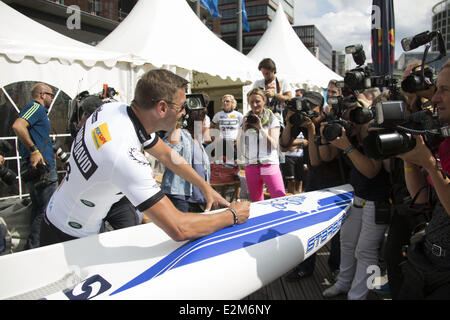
[40,69,250,246]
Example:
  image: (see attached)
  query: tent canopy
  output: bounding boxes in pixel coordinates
[97,0,259,86]
[247,5,342,89]
[0,1,135,100]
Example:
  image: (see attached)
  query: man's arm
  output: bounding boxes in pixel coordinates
[146,138,230,210]
[12,118,45,168]
[143,198,250,242]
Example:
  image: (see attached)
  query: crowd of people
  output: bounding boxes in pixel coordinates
[1,55,449,300]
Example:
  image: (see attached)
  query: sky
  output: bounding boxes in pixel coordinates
[293,0,436,64]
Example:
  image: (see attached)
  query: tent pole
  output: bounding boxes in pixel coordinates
[237,0,242,52]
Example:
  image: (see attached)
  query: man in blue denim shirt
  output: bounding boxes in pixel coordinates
[162,108,210,212]
[12,83,58,249]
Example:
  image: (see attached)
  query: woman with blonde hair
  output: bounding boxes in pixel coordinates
[242,88,285,202]
[211,94,243,164]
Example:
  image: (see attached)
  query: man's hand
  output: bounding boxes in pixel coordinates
[398,135,435,170]
[203,186,231,211]
[0,155,4,167]
[30,151,45,169]
[228,201,250,225]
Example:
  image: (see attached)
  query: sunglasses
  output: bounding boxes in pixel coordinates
[43,92,55,98]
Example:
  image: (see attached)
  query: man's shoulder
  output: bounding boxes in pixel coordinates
[19,101,45,120]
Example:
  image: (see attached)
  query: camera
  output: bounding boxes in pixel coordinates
[52,140,70,164]
[364,101,447,159]
[321,96,356,142]
[0,140,17,185]
[400,30,446,94]
[285,97,319,125]
[21,161,54,189]
[343,44,399,93]
[246,113,259,124]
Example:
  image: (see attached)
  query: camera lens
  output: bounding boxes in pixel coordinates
[323,123,343,142]
[401,75,424,93]
[376,132,416,157]
[247,114,258,124]
[349,107,373,125]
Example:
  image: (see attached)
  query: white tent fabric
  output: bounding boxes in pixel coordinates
[97,0,259,86]
[247,5,342,89]
[0,1,135,100]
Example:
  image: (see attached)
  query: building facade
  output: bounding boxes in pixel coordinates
[217,0,295,54]
[292,25,333,69]
[432,0,450,51]
[3,0,138,44]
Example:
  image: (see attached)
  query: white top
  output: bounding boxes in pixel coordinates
[251,78,293,101]
[46,102,162,237]
[243,113,281,165]
[212,110,244,141]
[285,132,305,157]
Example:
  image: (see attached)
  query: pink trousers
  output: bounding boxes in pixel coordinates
[244,164,286,202]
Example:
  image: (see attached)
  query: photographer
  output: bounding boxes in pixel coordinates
[12,83,58,250]
[241,88,285,202]
[320,100,392,300]
[251,58,292,123]
[382,61,434,299]
[396,60,450,299]
[281,91,348,281]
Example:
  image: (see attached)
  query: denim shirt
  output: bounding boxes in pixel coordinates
[161,129,210,196]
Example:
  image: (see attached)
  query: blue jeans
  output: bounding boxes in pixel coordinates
[25,166,58,249]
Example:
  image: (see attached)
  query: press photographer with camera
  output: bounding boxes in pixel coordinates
[281,91,348,281]
[11,83,58,250]
[318,98,392,300]
[241,88,285,202]
[251,58,292,123]
[396,59,450,299]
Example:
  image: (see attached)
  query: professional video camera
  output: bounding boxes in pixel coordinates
[0,140,17,185]
[180,94,207,129]
[67,84,120,138]
[401,30,446,94]
[285,97,319,126]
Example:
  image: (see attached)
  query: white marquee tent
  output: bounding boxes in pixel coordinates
[97,0,259,90]
[247,5,342,90]
[0,0,135,102]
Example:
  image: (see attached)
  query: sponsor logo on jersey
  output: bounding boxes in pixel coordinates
[92,123,112,150]
[73,126,98,180]
[68,221,83,229]
[80,199,95,207]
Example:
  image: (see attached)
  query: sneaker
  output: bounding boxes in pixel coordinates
[322,285,347,298]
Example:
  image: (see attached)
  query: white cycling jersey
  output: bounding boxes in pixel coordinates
[46,102,162,237]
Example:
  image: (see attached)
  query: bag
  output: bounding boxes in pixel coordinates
[396,184,435,237]
[210,163,239,184]
[375,199,392,225]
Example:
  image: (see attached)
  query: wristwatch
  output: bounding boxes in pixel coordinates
[29,145,38,153]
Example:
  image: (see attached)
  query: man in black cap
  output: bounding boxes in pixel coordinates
[281,91,349,281]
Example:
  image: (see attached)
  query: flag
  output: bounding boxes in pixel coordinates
[200,0,219,18]
[242,0,250,32]
[371,0,395,76]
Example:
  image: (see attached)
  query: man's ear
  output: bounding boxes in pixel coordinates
[157,100,167,116]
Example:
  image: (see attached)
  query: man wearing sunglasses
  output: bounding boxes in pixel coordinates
[40,69,250,247]
[12,83,58,250]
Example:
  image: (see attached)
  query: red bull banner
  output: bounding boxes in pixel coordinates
[371,0,395,76]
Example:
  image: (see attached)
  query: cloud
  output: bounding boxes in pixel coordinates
[293,0,434,62]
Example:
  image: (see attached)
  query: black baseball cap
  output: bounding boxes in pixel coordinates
[303,91,324,108]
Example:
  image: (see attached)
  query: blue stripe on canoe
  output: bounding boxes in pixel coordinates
[110,192,353,296]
